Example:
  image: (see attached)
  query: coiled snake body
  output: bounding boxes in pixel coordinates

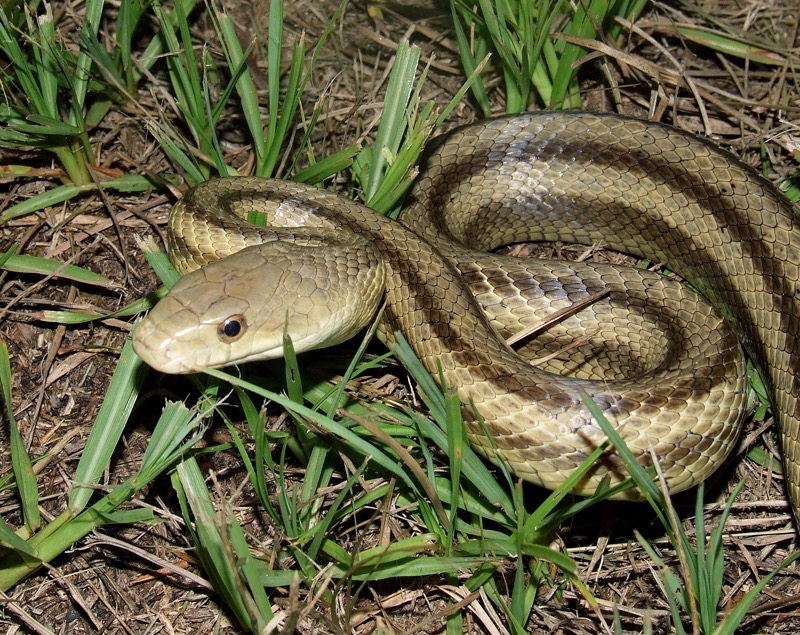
[133,112,800,514]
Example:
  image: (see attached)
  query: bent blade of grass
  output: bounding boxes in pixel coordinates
[10,116,83,137]
[434,53,492,128]
[339,553,497,583]
[39,290,166,325]
[2,253,116,288]
[68,338,147,512]
[339,536,445,575]
[0,338,40,531]
[424,478,514,528]
[0,174,158,225]
[668,24,795,68]
[0,183,95,225]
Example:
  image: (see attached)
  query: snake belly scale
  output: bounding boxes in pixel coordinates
[133,112,800,514]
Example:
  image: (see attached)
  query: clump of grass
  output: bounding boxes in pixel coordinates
[0,0,159,224]
[449,0,648,113]
[0,338,204,591]
[145,0,360,185]
[585,398,800,634]
[0,1,96,185]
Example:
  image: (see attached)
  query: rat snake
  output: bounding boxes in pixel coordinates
[133,112,800,513]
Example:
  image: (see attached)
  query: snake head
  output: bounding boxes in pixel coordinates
[132,242,385,374]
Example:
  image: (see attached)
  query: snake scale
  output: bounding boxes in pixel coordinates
[133,112,800,516]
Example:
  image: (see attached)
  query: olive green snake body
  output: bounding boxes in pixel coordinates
[133,112,800,514]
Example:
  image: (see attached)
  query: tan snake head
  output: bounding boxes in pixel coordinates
[133,240,385,374]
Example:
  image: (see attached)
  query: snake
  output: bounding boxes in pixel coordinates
[132,111,800,513]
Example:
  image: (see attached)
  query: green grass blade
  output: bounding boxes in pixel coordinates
[2,253,117,288]
[291,144,360,184]
[581,392,666,508]
[68,338,147,512]
[0,174,158,225]
[0,338,40,530]
[670,24,795,68]
[0,183,95,225]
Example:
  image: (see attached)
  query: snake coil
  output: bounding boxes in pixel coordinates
[133,112,800,517]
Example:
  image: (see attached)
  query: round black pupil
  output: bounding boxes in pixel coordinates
[222,319,241,338]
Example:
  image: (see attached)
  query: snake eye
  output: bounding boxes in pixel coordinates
[218,315,247,343]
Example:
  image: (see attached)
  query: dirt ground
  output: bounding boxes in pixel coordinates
[1,0,800,633]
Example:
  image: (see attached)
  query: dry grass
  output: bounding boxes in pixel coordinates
[1,0,800,633]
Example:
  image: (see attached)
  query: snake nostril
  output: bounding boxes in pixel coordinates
[218,315,247,343]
